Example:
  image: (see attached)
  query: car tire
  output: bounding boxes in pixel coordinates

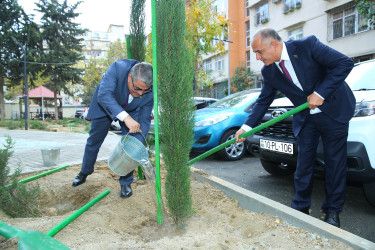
[217,129,246,161]
[260,159,295,176]
[363,181,375,207]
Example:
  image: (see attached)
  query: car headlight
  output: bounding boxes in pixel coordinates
[195,113,233,127]
[354,101,375,117]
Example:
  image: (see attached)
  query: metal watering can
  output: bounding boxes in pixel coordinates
[108,133,149,176]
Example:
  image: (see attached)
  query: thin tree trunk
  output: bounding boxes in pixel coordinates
[0,77,5,120]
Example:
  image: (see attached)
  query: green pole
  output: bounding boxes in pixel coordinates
[46,190,110,237]
[151,0,163,225]
[188,102,309,165]
[6,165,70,187]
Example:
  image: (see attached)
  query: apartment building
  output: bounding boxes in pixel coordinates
[81,24,126,60]
[202,0,375,97]
[62,24,127,105]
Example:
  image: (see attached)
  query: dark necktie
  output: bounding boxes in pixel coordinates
[122,93,130,108]
[279,60,292,82]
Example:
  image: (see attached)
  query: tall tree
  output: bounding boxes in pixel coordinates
[157,0,195,225]
[231,65,254,93]
[105,39,128,68]
[129,0,146,61]
[185,0,230,94]
[0,0,42,120]
[36,0,86,120]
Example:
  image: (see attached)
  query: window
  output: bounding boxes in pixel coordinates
[215,57,224,71]
[245,0,250,18]
[255,3,269,26]
[203,59,212,72]
[246,51,251,71]
[284,0,302,13]
[288,27,303,40]
[245,21,250,48]
[332,6,370,40]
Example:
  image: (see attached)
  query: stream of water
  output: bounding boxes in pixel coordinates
[139,159,168,225]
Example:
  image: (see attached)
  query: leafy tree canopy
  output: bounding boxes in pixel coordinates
[230,65,254,93]
[356,0,375,27]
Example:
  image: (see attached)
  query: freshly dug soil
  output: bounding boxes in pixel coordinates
[0,161,352,249]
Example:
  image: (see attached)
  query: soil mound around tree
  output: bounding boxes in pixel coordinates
[0,162,352,249]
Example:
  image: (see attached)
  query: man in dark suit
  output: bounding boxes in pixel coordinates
[72,59,153,199]
[235,28,355,227]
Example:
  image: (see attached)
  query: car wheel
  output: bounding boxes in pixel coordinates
[217,129,246,161]
[363,181,375,207]
[260,159,295,176]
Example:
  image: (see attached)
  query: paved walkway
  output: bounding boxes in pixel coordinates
[0,129,121,174]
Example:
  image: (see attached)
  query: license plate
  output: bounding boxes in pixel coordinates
[260,139,293,155]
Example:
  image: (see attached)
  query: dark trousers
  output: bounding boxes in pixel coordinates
[291,112,349,213]
[81,116,133,186]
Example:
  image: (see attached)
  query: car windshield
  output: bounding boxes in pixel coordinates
[210,91,260,108]
[346,60,375,91]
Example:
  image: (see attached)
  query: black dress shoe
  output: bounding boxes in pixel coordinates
[120,185,133,198]
[72,172,88,187]
[324,212,340,228]
[300,208,310,215]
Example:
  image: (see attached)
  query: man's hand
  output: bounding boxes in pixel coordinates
[235,128,246,143]
[307,93,324,110]
[124,116,142,134]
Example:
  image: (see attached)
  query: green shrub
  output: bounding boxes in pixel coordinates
[84,122,91,132]
[0,120,24,130]
[29,120,49,130]
[0,136,41,217]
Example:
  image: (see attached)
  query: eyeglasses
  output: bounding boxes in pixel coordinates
[131,77,152,94]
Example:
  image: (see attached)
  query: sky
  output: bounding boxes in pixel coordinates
[17,0,152,34]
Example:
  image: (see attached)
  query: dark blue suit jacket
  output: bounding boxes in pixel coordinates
[245,35,356,136]
[87,59,154,142]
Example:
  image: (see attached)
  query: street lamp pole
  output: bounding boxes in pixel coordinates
[212,38,233,96]
[223,39,233,96]
[12,37,28,130]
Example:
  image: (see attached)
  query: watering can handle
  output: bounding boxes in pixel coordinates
[123,132,150,150]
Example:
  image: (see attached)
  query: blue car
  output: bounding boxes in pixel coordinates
[192,88,261,160]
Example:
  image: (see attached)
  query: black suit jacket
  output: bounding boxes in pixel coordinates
[245,35,355,136]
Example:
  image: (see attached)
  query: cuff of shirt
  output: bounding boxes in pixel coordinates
[241,124,252,132]
[314,91,325,100]
[116,111,129,122]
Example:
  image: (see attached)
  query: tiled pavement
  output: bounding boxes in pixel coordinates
[0,129,121,174]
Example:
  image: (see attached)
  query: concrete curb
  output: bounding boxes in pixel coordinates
[191,167,375,250]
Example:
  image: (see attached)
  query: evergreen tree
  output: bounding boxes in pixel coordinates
[157,0,195,225]
[129,0,146,61]
[0,0,42,120]
[36,0,86,120]
[0,136,41,217]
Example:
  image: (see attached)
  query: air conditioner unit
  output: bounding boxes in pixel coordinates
[272,0,280,3]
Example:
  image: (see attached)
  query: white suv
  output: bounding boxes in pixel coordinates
[247,59,375,207]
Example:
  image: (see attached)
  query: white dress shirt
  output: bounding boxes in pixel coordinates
[240,42,322,133]
[116,94,133,121]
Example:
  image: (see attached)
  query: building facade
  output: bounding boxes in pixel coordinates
[201,0,375,97]
[81,24,126,60]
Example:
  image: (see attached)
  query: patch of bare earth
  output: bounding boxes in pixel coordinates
[0,160,352,250]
